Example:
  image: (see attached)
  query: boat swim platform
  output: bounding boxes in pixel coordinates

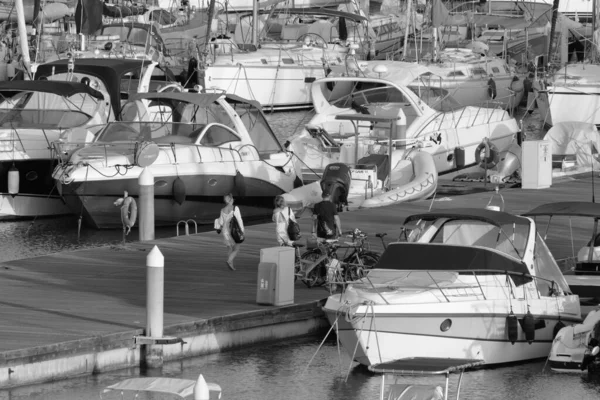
[0,174,597,388]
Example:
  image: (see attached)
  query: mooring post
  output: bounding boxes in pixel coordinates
[145,245,164,369]
[139,167,155,242]
[194,374,210,400]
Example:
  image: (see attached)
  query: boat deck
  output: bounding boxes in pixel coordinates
[0,174,596,353]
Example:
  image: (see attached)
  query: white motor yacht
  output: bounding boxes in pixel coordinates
[283,65,521,211]
[323,208,581,366]
[0,58,165,220]
[52,91,301,229]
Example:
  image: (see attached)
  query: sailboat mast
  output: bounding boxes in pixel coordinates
[546,0,560,70]
[15,0,31,77]
[593,0,596,60]
[402,0,412,60]
[252,0,259,47]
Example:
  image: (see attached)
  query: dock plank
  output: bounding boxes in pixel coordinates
[0,175,596,352]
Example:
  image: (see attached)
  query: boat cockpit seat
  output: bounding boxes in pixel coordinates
[356,154,389,183]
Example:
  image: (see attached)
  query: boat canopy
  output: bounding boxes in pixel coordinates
[368,357,485,375]
[524,202,600,219]
[36,59,161,118]
[404,208,529,229]
[0,81,103,99]
[103,377,222,398]
[375,243,532,284]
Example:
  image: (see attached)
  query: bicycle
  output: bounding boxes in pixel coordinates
[339,229,381,279]
[294,239,341,288]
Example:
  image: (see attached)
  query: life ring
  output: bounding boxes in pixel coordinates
[121,196,138,230]
[475,139,499,169]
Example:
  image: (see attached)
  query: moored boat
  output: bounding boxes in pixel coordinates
[323,208,581,367]
[53,91,302,229]
[283,65,520,211]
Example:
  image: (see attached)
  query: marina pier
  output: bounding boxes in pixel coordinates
[0,174,597,388]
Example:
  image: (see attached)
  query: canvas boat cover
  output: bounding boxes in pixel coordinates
[543,122,600,169]
[524,202,600,218]
[404,208,529,228]
[369,357,485,374]
[103,377,222,398]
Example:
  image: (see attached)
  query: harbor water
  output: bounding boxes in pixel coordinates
[1,108,589,400]
[1,336,599,399]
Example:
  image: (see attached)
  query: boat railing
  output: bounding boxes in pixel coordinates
[176,219,198,236]
[341,269,565,303]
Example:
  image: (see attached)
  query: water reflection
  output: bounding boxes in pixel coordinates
[2,337,599,400]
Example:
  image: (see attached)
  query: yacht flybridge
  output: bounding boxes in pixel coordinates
[323,208,581,367]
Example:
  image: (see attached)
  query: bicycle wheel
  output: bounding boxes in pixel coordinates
[300,249,327,288]
[344,251,380,280]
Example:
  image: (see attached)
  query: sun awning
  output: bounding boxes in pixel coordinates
[374,242,532,284]
[524,202,600,218]
[404,208,529,228]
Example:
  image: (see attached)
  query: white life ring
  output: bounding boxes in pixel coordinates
[121,197,138,229]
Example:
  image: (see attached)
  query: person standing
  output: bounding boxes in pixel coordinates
[273,195,297,246]
[215,193,244,271]
[312,191,342,240]
[487,73,497,100]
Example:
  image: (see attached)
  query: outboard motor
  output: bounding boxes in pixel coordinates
[582,322,600,380]
[321,163,351,211]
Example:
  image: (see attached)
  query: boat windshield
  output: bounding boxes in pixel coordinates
[407,85,463,112]
[230,101,283,156]
[424,218,529,260]
[95,121,218,144]
[0,91,95,129]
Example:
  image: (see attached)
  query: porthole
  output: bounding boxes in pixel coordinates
[440,319,452,332]
[155,180,168,188]
[25,171,38,181]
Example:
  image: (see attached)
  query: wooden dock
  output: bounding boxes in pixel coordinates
[0,174,596,385]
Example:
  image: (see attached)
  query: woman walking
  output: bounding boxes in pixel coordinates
[272,195,296,246]
[215,193,244,270]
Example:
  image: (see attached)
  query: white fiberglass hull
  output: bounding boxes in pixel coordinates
[540,86,600,127]
[0,194,71,219]
[324,294,581,366]
[204,64,328,110]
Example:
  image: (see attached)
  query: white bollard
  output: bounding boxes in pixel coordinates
[145,245,164,368]
[139,167,155,242]
[194,374,210,400]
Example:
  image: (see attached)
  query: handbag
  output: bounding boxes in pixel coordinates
[230,207,245,244]
[287,208,301,241]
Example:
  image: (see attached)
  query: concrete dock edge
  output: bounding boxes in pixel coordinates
[0,299,328,389]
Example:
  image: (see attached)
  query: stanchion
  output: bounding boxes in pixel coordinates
[144,245,164,369]
[139,167,155,242]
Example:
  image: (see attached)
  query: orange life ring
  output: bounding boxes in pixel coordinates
[475,140,499,169]
[121,196,138,229]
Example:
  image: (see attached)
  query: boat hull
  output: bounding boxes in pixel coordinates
[324,295,581,367]
[57,174,287,229]
[0,159,71,219]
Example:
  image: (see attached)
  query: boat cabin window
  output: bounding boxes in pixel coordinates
[197,124,241,146]
[471,67,488,77]
[0,91,95,129]
[232,102,283,156]
[447,70,465,77]
[426,219,529,259]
